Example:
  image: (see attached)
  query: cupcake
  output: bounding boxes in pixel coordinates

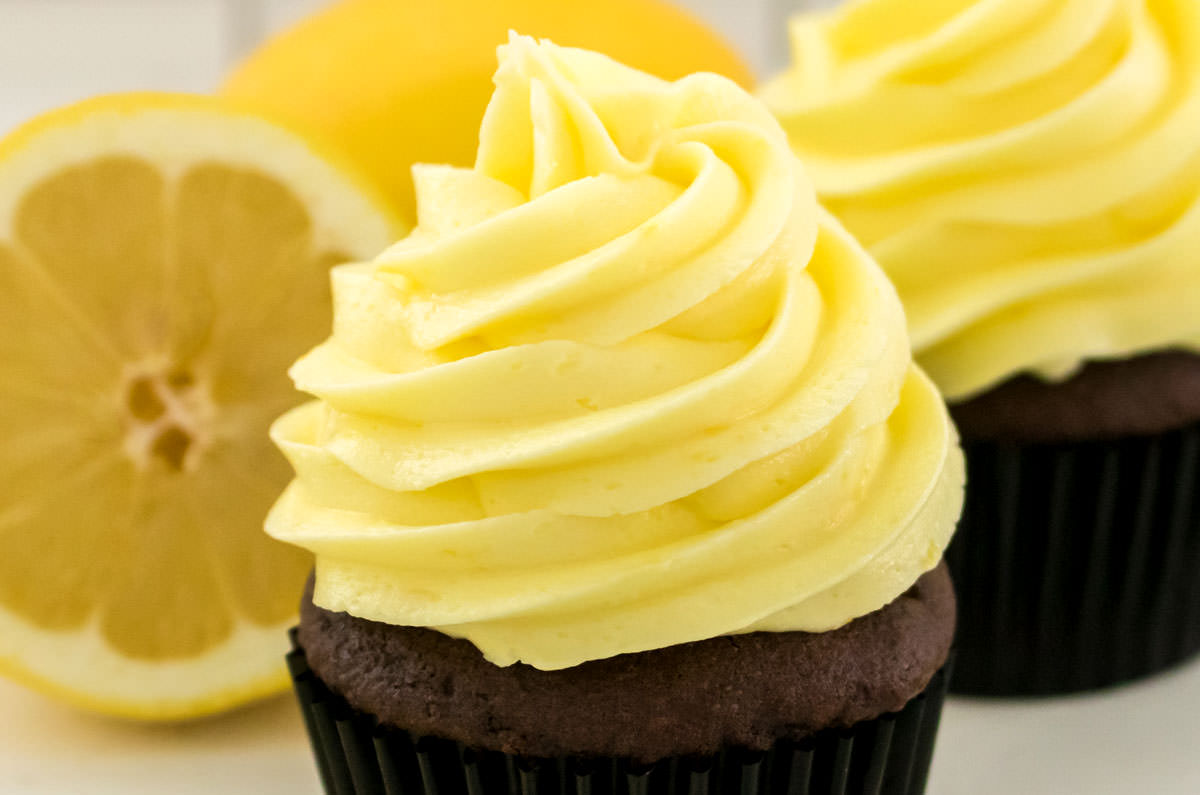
[268,35,964,794]
[762,0,1200,694]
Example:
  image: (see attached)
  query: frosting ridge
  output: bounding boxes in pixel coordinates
[267,35,963,669]
[762,0,1200,400]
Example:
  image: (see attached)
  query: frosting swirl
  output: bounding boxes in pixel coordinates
[762,0,1200,401]
[266,35,963,670]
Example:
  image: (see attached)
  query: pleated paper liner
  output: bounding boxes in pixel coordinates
[288,630,951,795]
[947,421,1200,696]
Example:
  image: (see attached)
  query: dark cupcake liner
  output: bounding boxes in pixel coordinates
[287,630,951,795]
[947,421,1200,696]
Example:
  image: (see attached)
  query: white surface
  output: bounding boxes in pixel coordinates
[930,658,1200,795]
[0,683,320,795]
[3,655,1200,794]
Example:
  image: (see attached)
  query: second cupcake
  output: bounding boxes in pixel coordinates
[763,0,1200,694]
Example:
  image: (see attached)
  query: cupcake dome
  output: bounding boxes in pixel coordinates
[266,34,963,671]
[761,0,1200,401]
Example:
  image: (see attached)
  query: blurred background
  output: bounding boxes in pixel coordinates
[0,0,839,135]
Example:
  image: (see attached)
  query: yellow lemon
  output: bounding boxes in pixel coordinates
[0,93,399,720]
[222,0,755,223]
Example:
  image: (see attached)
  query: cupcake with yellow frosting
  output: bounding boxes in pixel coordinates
[270,35,964,794]
[762,0,1200,694]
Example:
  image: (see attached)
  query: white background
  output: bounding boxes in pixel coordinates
[0,0,833,135]
[0,0,1197,793]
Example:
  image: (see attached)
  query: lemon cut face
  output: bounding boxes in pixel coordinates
[0,94,397,719]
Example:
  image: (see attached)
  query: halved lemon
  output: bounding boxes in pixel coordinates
[0,93,399,720]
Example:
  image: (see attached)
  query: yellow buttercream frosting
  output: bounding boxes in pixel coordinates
[266,35,963,670]
[762,0,1200,401]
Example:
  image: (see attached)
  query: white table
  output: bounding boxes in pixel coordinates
[3,656,1199,795]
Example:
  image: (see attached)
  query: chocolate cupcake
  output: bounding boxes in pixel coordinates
[762,0,1200,694]
[268,35,964,794]
[946,351,1200,694]
[290,567,954,795]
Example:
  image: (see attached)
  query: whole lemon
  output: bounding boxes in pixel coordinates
[222,0,754,224]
